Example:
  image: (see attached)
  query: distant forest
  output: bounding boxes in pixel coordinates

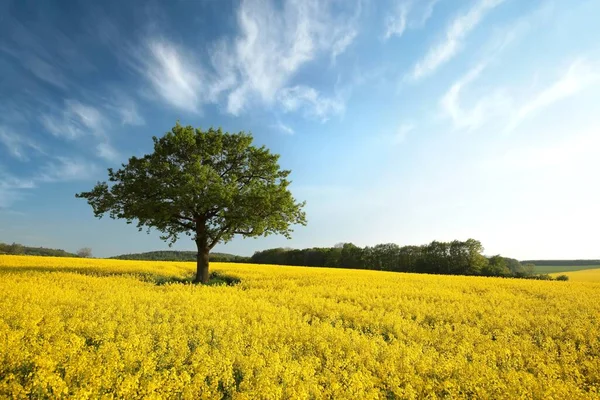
[2,240,590,281]
[249,239,549,279]
[111,250,249,263]
[0,242,77,257]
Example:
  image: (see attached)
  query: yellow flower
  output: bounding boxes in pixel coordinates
[0,255,599,398]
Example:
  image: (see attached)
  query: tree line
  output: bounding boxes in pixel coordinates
[250,239,565,280]
[111,250,249,263]
[0,242,78,257]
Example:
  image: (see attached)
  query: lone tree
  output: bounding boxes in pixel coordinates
[76,123,306,283]
[76,247,93,258]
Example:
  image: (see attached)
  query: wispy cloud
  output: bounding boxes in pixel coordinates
[331,29,358,64]
[0,170,36,208]
[441,57,599,134]
[384,0,442,40]
[440,63,511,131]
[409,0,505,81]
[137,39,204,113]
[132,0,360,119]
[438,4,555,132]
[96,143,121,163]
[384,2,409,39]
[20,54,68,90]
[38,157,99,183]
[107,91,145,126]
[0,127,43,161]
[0,16,95,90]
[272,121,295,135]
[39,100,122,162]
[0,155,99,208]
[506,59,600,132]
[221,0,359,115]
[278,85,345,121]
[415,0,442,27]
[41,100,106,140]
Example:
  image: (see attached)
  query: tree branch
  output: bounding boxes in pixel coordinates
[175,214,196,222]
[170,218,195,230]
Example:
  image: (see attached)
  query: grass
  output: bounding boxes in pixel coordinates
[533,265,600,274]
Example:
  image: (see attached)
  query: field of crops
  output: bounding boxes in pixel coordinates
[550,268,600,282]
[534,265,600,274]
[1,255,600,399]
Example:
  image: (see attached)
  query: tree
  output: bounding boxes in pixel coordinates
[484,255,510,276]
[340,243,363,269]
[7,242,24,255]
[77,247,93,258]
[76,123,307,283]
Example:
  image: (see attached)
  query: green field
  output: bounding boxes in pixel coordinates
[533,265,600,274]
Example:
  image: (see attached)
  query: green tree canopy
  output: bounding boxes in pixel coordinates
[76,123,306,283]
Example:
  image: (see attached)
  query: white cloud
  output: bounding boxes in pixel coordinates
[440,57,600,134]
[0,170,36,208]
[409,0,505,81]
[41,100,107,140]
[39,100,121,162]
[506,59,600,132]
[40,115,83,140]
[106,92,145,126]
[384,0,442,40]
[0,31,68,90]
[0,127,43,160]
[140,39,204,113]
[384,2,409,39]
[272,121,295,135]
[440,63,512,131]
[331,29,358,64]
[416,0,442,27]
[135,0,359,117]
[67,101,105,132]
[278,85,345,121]
[22,55,68,89]
[0,156,99,208]
[118,105,145,126]
[96,143,120,163]
[38,157,99,183]
[216,0,359,115]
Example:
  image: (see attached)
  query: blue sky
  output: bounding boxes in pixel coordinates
[1,0,599,259]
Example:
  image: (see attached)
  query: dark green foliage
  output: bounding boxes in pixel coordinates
[254,239,489,275]
[111,250,250,263]
[0,242,77,257]
[76,123,306,283]
[251,239,568,280]
[483,255,511,276]
[555,274,570,281]
[522,273,554,281]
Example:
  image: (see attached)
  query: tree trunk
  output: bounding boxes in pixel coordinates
[194,240,210,284]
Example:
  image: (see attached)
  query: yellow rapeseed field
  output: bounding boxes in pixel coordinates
[1,255,599,399]
[551,268,600,282]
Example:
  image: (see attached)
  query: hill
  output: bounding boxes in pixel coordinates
[110,250,249,263]
[522,259,600,266]
[0,242,77,258]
